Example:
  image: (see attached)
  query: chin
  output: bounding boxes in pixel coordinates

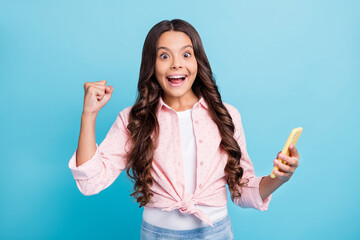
[165,92,186,98]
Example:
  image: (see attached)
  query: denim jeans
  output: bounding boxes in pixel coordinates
[140,215,235,239]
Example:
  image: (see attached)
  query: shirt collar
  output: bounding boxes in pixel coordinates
[158,95,208,112]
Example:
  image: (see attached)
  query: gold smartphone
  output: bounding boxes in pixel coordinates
[270,127,303,178]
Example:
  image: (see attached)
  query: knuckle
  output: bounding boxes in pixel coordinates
[89,86,97,93]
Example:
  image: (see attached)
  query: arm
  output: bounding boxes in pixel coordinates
[76,112,98,167]
[225,103,273,211]
[68,108,132,196]
[76,80,113,167]
[259,175,286,201]
[259,144,300,201]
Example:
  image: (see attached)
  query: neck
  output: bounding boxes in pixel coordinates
[163,91,199,112]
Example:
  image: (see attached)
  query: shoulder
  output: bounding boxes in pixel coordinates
[119,105,133,117]
[222,102,246,140]
[223,102,242,121]
[117,105,133,127]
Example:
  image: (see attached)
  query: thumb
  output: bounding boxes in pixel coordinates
[105,85,113,93]
[99,86,113,106]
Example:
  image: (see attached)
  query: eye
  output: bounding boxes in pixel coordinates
[183,52,191,58]
[160,53,169,59]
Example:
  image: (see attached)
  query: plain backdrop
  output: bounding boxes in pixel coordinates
[1,0,359,239]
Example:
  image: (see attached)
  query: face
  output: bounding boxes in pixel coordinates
[155,31,198,102]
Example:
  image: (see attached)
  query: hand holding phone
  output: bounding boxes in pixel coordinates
[270,127,303,179]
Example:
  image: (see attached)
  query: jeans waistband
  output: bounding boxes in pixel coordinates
[141,214,231,236]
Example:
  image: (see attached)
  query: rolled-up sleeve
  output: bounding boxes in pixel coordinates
[68,107,132,196]
[226,104,272,211]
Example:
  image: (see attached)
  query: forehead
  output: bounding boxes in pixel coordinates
[157,31,193,50]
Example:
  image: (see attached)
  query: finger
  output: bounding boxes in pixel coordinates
[289,144,299,158]
[286,157,299,168]
[92,80,107,86]
[86,86,107,100]
[84,80,107,89]
[277,152,296,166]
[274,159,295,173]
[99,86,113,103]
[277,151,288,165]
[105,85,113,93]
[273,168,291,178]
[86,85,106,93]
[89,84,112,94]
[93,85,113,100]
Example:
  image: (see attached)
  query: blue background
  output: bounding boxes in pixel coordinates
[1,0,359,239]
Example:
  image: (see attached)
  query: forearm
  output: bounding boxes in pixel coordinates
[76,112,98,167]
[259,175,287,201]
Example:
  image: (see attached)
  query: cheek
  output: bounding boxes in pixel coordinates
[191,61,198,75]
[155,61,166,76]
[154,63,163,80]
[190,57,198,69]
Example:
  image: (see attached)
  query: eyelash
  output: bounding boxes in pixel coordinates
[159,52,192,59]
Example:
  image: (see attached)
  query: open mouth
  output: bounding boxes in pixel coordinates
[167,75,187,84]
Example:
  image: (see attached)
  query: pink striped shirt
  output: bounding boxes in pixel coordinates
[68,97,272,227]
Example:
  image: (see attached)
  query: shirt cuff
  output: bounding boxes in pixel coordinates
[68,143,103,180]
[237,176,272,211]
[249,176,272,211]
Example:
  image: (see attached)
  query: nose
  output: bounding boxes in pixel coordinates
[171,56,183,69]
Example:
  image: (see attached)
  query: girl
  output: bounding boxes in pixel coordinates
[68,19,300,239]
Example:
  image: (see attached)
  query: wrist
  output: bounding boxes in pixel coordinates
[81,111,98,120]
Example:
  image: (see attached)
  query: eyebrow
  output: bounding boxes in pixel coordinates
[157,45,193,51]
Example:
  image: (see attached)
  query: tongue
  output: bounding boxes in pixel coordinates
[170,78,183,84]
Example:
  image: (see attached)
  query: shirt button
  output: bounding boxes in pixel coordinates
[195,120,199,124]
[199,139,203,143]
[199,184,202,188]
[200,161,204,166]
[178,162,181,166]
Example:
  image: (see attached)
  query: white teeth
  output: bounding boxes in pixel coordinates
[168,75,185,79]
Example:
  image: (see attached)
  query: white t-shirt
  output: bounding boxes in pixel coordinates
[142,108,228,230]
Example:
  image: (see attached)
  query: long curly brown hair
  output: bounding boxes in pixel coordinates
[125,19,247,207]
